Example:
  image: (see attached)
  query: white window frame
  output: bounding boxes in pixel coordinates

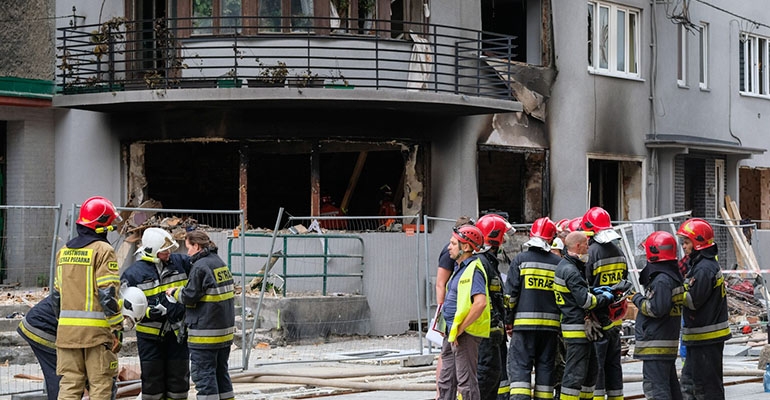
[741,33,770,96]
[677,23,687,87]
[587,1,641,79]
[699,22,709,89]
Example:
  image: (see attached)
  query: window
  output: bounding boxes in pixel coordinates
[740,33,769,95]
[192,0,243,35]
[699,22,709,89]
[587,1,639,77]
[677,23,687,86]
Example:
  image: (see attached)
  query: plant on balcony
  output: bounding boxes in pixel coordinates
[90,17,126,61]
[288,69,322,88]
[250,60,289,87]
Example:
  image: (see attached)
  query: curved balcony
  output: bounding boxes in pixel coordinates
[54,16,522,115]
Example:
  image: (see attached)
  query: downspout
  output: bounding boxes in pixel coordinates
[728,19,743,146]
[649,0,659,216]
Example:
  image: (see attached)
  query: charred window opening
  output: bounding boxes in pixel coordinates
[589,158,643,221]
[481,0,527,62]
[138,140,419,229]
[478,147,546,224]
[684,158,706,218]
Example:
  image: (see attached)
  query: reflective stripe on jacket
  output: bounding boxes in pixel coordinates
[586,239,627,329]
[176,248,235,349]
[633,267,684,360]
[55,241,123,348]
[505,247,562,331]
[17,295,58,352]
[554,255,597,343]
[681,248,731,346]
[448,257,490,342]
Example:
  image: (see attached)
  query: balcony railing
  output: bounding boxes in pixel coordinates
[56,16,518,101]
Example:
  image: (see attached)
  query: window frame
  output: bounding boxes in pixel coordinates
[698,22,709,89]
[740,32,770,96]
[677,23,687,87]
[587,1,641,79]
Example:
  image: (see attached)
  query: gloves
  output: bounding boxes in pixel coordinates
[631,292,644,308]
[110,330,123,353]
[122,316,136,331]
[596,291,614,308]
[147,303,168,320]
[584,315,604,341]
[592,286,612,295]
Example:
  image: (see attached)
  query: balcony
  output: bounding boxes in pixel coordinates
[54,16,522,115]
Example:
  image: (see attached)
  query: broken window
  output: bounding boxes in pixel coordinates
[588,158,643,221]
[481,0,527,62]
[478,146,547,223]
[137,139,421,229]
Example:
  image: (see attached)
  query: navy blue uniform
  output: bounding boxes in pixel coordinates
[17,295,60,400]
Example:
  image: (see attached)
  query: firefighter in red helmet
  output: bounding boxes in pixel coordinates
[632,231,685,400]
[676,218,730,399]
[53,196,124,399]
[580,207,627,400]
[505,217,562,400]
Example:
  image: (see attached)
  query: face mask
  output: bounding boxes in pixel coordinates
[577,253,589,263]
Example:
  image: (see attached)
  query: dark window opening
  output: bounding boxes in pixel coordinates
[141,140,414,229]
[478,149,527,224]
[588,159,619,218]
[481,0,525,61]
[684,158,706,218]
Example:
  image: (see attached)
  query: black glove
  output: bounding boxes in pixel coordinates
[596,291,614,308]
[632,292,644,308]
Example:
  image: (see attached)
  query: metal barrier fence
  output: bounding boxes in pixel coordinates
[0,205,63,397]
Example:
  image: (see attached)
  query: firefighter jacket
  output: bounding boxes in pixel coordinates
[53,225,123,348]
[585,238,627,329]
[17,295,58,353]
[632,260,685,360]
[553,254,601,343]
[173,247,235,349]
[121,253,191,340]
[477,250,507,335]
[447,257,491,342]
[681,245,731,346]
[504,247,562,331]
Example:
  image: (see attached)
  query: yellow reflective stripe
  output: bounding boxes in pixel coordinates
[634,347,678,355]
[534,390,554,399]
[553,283,570,293]
[498,386,510,394]
[562,330,587,339]
[514,319,560,327]
[510,388,532,395]
[520,268,556,276]
[560,394,579,400]
[682,326,731,342]
[136,325,162,335]
[106,313,124,326]
[200,291,234,302]
[19,321,56,349]
[188,333,234,344]
[96,275,120,286]
[59,317,110,328]
[602,319,622,330]
[86,261,94,311]
[142,280,188,297]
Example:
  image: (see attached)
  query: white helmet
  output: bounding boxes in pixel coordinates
[136,227,179,263]
[120,286,148,324]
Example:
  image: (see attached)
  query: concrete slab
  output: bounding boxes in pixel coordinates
[724,344,752,356]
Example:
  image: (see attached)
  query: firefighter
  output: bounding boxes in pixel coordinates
[122,227,192,399]
[52,196,124,400]
[378,184,398,228]
[676,218,731,400]
[167,230,235,400]
[320,194,347,230]
[553,231,613,400]
[580,207,626,400]
[505,217,562,400]
[476,213,514,400]
[437,224,491,400]
[632,231,685,400]
[16,295,60,399]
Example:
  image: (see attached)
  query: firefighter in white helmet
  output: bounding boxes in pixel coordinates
[121,227,192,400]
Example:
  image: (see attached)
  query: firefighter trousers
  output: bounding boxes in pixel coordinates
[57,345,118,400]
[559,341,597,400]
[680,342,725,400]
[478,330,505,400]
[507,330,557,400]
[437,333,482,400]
[138,333,190,399]
[190,347,234,400]
[21,336,59,400]
[498,338,510,400]
[642,359,682,400]
[593,328,623,400]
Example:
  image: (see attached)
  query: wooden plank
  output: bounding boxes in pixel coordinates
[724,195,745,268]
[721,207,759,275]
[340,152,367,214]
[728,199,761,273]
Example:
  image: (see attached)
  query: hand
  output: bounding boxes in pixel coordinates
[147,303,168,319]
[505,324,513,337]
[110,330,123,353]
[596,291,614,308]
[631,292,644,307]
[165,288,178,304]
[122,316,135,331]
[592,286,612,295]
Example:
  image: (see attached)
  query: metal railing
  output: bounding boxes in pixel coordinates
[56,15,518,100]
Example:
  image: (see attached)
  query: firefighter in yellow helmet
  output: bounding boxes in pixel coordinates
[52,196,124,399]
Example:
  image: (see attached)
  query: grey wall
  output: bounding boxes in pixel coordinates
[0,0,55,80]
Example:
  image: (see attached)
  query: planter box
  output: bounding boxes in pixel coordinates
[324,84,355,89]
[217,78,243,88]
[287,76,324,88]
[178,79,217,89]
[247,78,286,88]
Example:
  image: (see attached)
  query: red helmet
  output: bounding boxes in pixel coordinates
[567,217,583,233]
[77,196,121,230]
[676,218,715,250]
[608,299,628,321]
[643,231,678,262]
[452,225,484,252]
[476,214,510,248]
[530,217,557,241]
[555,218,570,233]
[581,207,612,234]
